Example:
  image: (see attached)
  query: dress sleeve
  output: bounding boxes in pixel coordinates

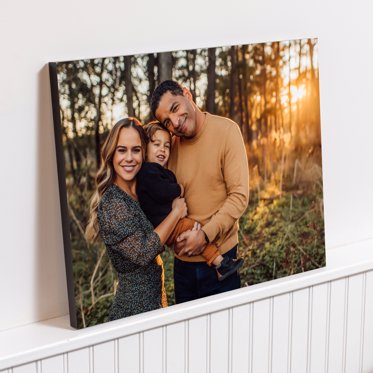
[138,164,181,203]
[98,194,164,266]
[202,123,249,242]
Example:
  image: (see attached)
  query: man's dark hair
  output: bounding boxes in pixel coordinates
[150,80,183,118]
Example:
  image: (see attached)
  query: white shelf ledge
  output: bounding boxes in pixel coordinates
[1,238,373,370]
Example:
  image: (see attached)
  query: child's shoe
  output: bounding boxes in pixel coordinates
[216,257,243,281]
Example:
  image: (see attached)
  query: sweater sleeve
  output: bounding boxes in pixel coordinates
[202,123,249,242]
[98,194,164,266]
[114,228,163,266]
[138,163,181,203]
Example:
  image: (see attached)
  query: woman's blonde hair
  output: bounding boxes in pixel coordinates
[85,117,146,242]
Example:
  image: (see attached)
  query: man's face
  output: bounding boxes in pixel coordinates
[155,89,197,138]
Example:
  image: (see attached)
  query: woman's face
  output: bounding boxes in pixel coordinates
[113,127,143,189]
[146,129,171,167]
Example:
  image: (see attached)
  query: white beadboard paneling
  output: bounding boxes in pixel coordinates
[252,299,271,373]
[210,310,229,373]
[327,278,347,373]
[188,316,208,373]
[93,341,115,373]
[67,348,90,373]
[143,328,163,373]
[290,289,310,373]
[118,334,140,373]
[41,355,64,373]
[13,363,36,373]
[345,274,365,373]
[309,283,328,373]
[1,250,373,372]
[363,271,373,373]
[166,321,186,373]
[271,293,290,373]
[231,304,251,373]
[2,241,373,371]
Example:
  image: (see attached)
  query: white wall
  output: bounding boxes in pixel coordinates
[0,0,372,331]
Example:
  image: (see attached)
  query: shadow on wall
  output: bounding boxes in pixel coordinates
[34,65,68,321]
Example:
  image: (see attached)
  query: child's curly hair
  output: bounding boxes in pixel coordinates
[143,121,172,144]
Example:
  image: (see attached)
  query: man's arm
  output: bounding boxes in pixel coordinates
[176,123,249,255]
[202,123,249,242]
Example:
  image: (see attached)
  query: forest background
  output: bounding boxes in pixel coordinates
[55,38,325,328]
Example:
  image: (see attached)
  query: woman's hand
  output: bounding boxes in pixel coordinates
[172,197,187,219]
[154,197,187,245]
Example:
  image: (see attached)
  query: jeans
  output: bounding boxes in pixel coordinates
[174,246,241,304]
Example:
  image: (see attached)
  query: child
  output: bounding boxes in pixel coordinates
[136,121,243,281]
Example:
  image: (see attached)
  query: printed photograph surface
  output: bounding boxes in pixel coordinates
[50,38,325,329]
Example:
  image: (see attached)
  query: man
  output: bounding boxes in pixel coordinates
[150,80,249,303]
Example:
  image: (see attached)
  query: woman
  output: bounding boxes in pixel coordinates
[85,117,187,321]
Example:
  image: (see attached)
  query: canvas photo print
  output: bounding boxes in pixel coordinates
[49,38,325,329]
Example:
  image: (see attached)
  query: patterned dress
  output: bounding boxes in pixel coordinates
[98,184,167,320]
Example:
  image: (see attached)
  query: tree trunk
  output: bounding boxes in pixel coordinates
[188,49,197,99]
[95,58,105,170]
[261,44,268,137]
[124,55,134,117]
[307,38,321,144]
[274,42,283,132]
[308,39,316,86]
[288,41,293,138]
[229,46,237,120]
[236,47,245,131]
[296,40,303,131]
[158,52,172,82]
[67,64,82,180]
[61,108,76,183]
[261,44,269,183]
[242,45,253,142]
[206,47,216,113]
[147,53,156,108]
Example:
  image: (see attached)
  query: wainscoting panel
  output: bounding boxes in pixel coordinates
[188,316,208,373]
[93,340,116,373]
[118,334,140,373]
[327,278,347,373]
[67,348,90,373]
[345,274,365,373]
[252,298,271,373]
[210,310,230,373]
[271,293,290,373]
[13,363,37,373]
[309,283,329,373]
[143,328,163,373]
[41,355,65,373]
[231,304,251,373]
[165,321,186,373]
[2,241,373,373]
[291,288,310,373]
[363,271,373,373]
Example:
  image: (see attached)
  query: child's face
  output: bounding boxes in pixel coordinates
[146,129,171,167]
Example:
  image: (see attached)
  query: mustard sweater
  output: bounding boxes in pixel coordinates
[168,112,249,262]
